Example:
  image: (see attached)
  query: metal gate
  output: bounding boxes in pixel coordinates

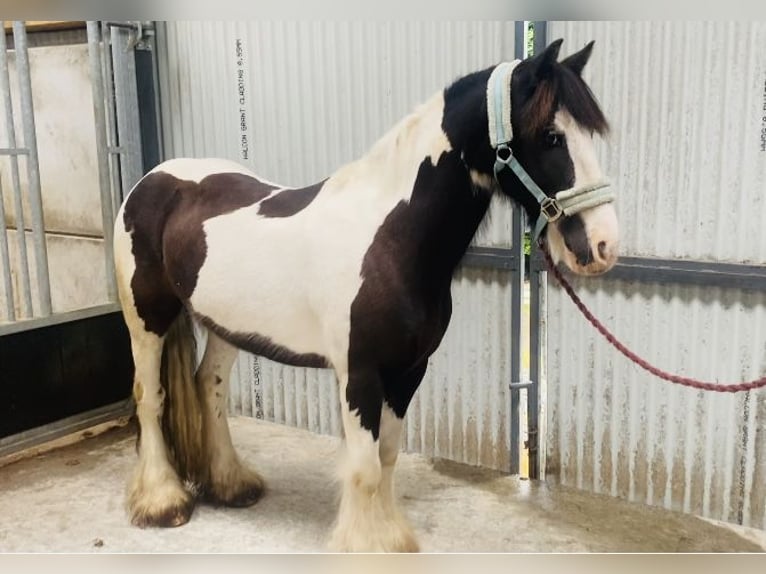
[155,21,532,472]
[0,21,153,455]
[534,21,766,529]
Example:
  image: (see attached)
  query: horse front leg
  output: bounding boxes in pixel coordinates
[377,362,428,550]
[329,368,418,553]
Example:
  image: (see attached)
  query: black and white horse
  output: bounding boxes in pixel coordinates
[113,39,618,552]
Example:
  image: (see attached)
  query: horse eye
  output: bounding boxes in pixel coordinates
[545,131,565,148]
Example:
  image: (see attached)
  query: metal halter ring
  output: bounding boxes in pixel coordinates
[495,144,513,165]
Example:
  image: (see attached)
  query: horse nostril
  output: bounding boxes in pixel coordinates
[597,241,607,260]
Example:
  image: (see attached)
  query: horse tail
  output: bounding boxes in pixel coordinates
[160,308,209,489]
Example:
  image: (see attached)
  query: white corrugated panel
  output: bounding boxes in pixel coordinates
[545,21,766,528]
[550,21,766,263]
[156,22,518,469]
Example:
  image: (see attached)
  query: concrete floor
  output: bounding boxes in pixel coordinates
[0,417,765,553]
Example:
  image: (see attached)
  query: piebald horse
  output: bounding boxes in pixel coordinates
[113,39,618,552]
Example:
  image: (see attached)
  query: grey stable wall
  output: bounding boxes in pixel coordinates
[544,21,766,529]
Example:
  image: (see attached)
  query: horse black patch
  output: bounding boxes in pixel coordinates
[193,311,329,369]
[346,152,492,437]
[124,171,275,335]
[257,180,325,217]
[557,214,592,266]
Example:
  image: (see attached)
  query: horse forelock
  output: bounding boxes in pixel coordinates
[518,64,609,139]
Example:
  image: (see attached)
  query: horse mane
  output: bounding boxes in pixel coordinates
[333,91,449,188]
[519,62,609,138]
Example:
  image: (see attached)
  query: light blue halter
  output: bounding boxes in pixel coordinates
[487,61,614,241]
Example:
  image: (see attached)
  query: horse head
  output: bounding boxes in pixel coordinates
[495,39,619,275]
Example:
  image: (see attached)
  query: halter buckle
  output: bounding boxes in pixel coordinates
[540,197,563,222]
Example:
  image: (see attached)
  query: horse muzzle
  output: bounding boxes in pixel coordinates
[548,200,619,276]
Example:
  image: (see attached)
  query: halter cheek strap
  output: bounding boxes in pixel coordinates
[486,61,615,241]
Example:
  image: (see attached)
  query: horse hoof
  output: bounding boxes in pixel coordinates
[204,476,266,508]
[226,483,265,507]
[130,497,195,528]
[329,525,420,553]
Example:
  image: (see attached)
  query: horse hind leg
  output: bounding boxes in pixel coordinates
[119,300,195,527]
[114,227,194,527]
[196,332,265,507]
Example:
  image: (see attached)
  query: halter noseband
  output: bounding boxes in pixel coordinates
[486,61,615,241]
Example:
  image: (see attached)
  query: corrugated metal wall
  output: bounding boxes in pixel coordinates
[156,21,518,470]
[545,21,766,528]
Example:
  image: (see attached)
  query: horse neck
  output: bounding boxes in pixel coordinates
[359,91,494,284]
[408,153,493,283]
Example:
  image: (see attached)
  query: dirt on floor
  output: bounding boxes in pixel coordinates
[0,417,764,553]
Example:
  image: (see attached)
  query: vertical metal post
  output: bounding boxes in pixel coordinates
[532,21,548,56]
[100,23,122,220]
[527,20,548,481]
[0,28,33,318]
[508,21,527,475]
[149,23,165,164]
[528,243,543,479]
[13,21,51,316]
[87,21,118,301]
[110,24,143,194]
[0,178,15,320]
[509,207,525,475]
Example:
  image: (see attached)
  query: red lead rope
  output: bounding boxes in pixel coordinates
[540,245,766,393]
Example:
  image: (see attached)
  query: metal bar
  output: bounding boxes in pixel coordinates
[13,21,52,317]
[153,21,170,162]
[111,24,144,196]
[0,302,121,336]
[135,35,162,172]
[149,23,165,164]
[509,381,534,389]
[461,246,519,270]
[101,21,122,219]
[0,178,15,320]
[102,21,142,31]
[0,28,33,317]
[509,206,525,474]
[527,20,547,481]
[528,242,543,479]
[0,148,29,155]
[532,21,548,55]
[0,398,134,459]
[508,20,529,476]
[514,21,526,59]
[531,252,766,292]
[87,21,118,302]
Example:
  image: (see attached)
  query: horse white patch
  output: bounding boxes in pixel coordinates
[149,157,265,184]
[547,109,619,272]
[553,110,604,185]
[189,92,453,369]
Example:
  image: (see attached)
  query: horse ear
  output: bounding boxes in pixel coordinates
[561,41,595,76]
[527,38,563,80]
